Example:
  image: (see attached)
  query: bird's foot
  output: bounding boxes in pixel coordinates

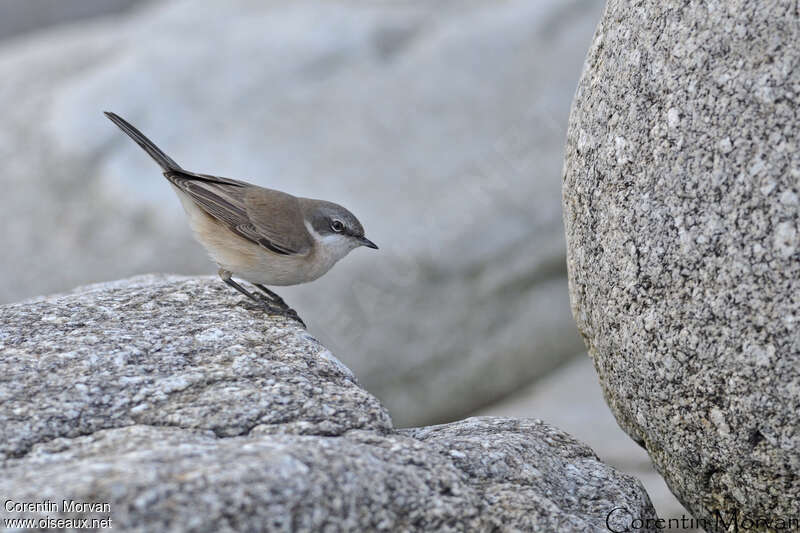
[253,292,306,328]
[218,271,307,327]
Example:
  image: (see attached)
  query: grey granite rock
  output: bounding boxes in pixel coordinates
[0,274,391,460]
[476,356,701,531]
[0,275,658,532]
[563,0,800,529]
[0,0,603,424]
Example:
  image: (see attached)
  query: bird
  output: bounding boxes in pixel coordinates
[104,112,377,327]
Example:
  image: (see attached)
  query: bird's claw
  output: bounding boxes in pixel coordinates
[255,294,306,328]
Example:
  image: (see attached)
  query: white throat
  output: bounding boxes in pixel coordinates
[304,220,359,272]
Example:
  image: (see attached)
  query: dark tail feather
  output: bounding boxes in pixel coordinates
[103,111,182,172]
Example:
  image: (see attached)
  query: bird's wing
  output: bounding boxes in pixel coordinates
[166,171,313,256]
[240,186,314,255]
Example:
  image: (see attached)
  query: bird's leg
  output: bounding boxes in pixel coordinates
[253,283,305,326]
[218,269,262,303]
[253,284,288,307]
[218,270,305,327]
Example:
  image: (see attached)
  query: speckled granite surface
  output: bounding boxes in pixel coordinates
[0,275,657,532]
[563,0,800,529]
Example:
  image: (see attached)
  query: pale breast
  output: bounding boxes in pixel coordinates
[173,186,316,286]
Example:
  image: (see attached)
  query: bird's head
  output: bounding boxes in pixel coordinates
[302,199,378,257]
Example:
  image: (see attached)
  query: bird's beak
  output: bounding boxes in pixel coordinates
[357,236,378,249]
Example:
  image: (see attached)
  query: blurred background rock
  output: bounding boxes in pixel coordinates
[0,0,142,42]
[0,0,694,525]
[0,0,592,424]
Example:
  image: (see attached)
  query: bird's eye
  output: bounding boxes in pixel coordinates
[330,220,345,232]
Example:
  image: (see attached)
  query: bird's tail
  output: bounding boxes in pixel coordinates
[104,111,182,172]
